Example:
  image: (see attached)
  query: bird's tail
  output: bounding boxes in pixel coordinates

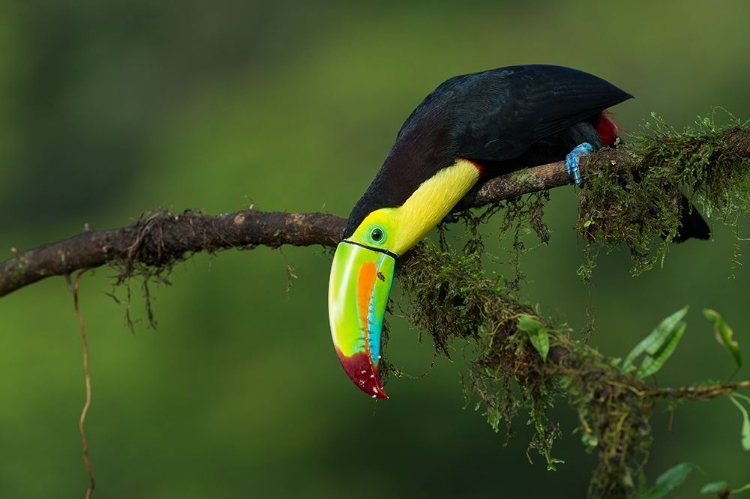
[617,173,710,243]
[674,194,710,242]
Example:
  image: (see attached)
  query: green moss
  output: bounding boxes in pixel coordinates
[578,111,750,276]
[392,241,657,497]
[396,240,548,448]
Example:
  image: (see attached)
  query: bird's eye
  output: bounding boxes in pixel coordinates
[369,227,385,244]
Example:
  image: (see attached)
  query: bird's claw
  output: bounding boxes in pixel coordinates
[566,142,594,187]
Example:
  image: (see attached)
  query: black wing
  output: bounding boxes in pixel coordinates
[399,64,633,162]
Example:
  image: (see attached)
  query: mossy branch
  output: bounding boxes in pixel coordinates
[578,115,750,275]
[1,156,583,296]
[0,211,344,297]
[3,119,749,297]
[0,158,589,296]
[397,241,750,499]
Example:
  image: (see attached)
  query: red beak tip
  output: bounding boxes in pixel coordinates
[370,380,389,399]
[356,374,389,400]
[337,350,390,399]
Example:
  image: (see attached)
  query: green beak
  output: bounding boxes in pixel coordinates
[328,241,395,398]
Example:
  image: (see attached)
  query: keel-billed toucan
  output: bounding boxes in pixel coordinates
[328,64,709,398]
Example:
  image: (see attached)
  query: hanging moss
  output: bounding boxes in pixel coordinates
[578,111,750,276]
[393,240,657,497]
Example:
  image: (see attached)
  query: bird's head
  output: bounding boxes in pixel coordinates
[328,159,482,398]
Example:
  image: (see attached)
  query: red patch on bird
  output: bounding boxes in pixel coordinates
[471,160,485,176]
[594,111,622,147]
[460,158,485,176]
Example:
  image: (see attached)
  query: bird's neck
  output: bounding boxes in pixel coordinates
[382,158,482,255]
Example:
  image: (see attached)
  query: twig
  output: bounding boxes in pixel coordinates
[73,269,95,499]
[646,380,750,400]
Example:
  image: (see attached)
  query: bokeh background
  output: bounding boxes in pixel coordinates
[2,1,750,497]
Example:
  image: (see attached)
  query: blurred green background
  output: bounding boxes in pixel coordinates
[2,1,750,497]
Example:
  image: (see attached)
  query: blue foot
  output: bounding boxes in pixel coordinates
[566,142,594,187]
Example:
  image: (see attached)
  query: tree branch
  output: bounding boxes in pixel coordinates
[0,156,580,297]
[2,123,749,297]
[0,210,346,296]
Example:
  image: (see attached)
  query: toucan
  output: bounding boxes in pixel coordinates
[327,64,709,399]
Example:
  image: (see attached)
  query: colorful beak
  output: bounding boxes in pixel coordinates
[328,241,395,399]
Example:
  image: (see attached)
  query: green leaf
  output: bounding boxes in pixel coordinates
[703,309,742,367]
[643,462,698,499]
[622,306,689,379]
[701,481,729,494]
[728,395,750,451]
[518,315,549,362]
[580,432,598,449]
[636,322,687,380]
